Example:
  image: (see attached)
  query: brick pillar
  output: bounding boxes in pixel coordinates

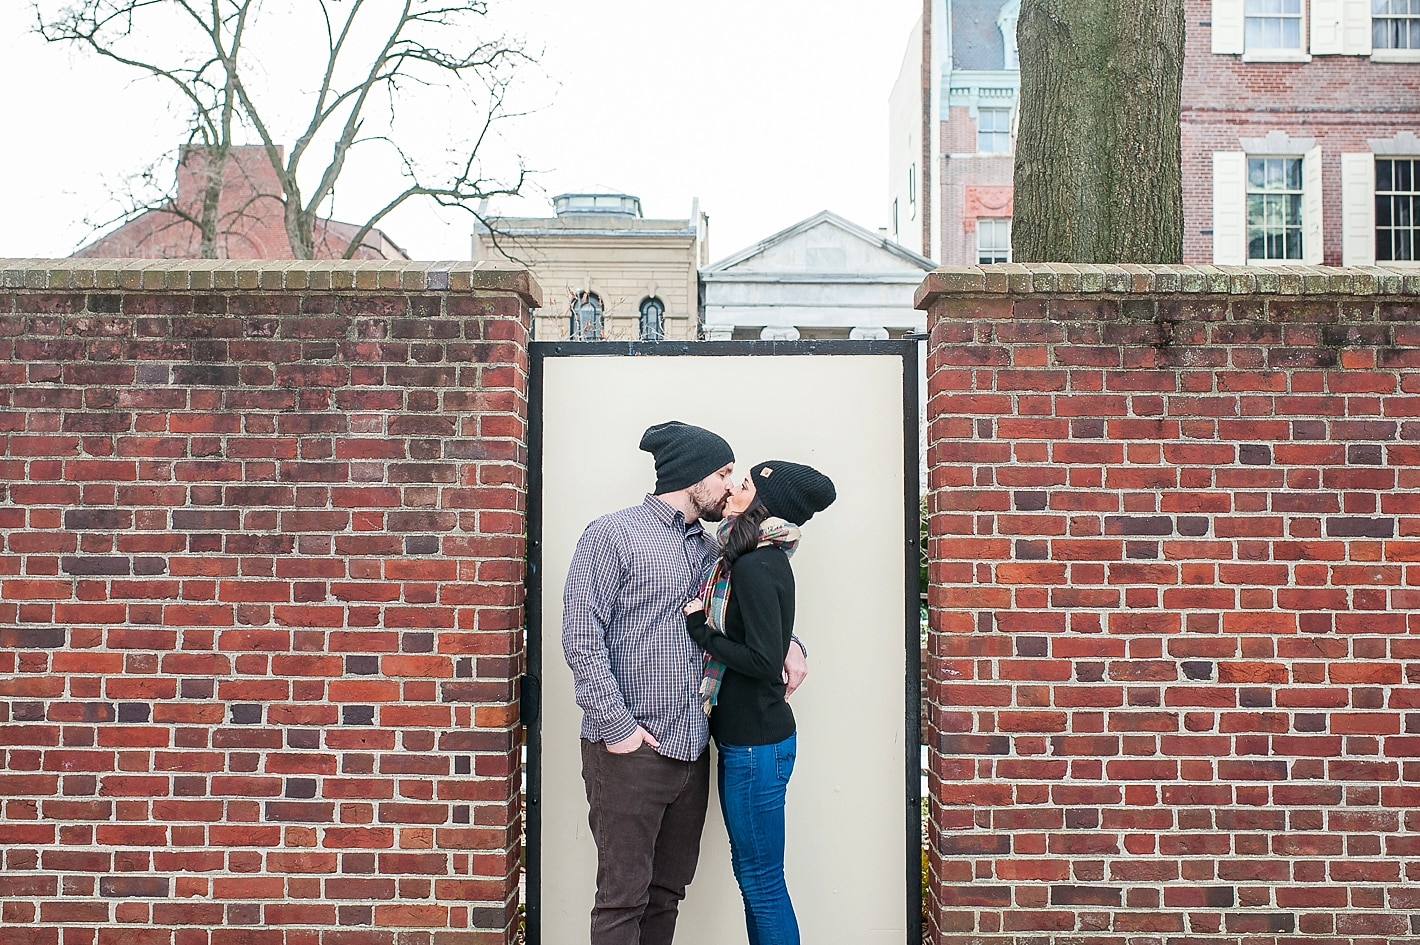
[917,264,1420,943]
[0,259,539,945]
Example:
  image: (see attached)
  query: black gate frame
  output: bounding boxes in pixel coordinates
[523,339,922,944]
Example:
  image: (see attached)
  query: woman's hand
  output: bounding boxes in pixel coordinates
[684,598,709,644]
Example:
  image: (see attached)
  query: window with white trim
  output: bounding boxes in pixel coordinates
[977,108,1012,153]
[977,218,1011,264]
[1376,157,1419,261]
[1247,157,1304,261]
[1245,0,1304,49]
[1374,0,1420,48]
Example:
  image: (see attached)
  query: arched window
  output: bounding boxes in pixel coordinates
[639,296,665,341]
[569,290,603,340]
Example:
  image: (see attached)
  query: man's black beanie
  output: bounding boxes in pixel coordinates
[639,421,734,494]
[750,460,836,526]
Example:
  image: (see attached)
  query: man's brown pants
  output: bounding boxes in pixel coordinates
[580,739,711,945]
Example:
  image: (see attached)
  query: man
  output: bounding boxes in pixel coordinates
[563,420,807,945]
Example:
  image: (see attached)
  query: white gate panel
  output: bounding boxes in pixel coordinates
[531,345,917,945]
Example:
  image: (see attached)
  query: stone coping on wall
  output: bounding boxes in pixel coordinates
[914,263,1420,309]
[0,257,543,308]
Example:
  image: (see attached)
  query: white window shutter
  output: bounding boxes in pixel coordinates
[1342,0,1373,54]
[1303,146,1324,264]
[1341,152,1377,266]
[1213,151,1247,264]
[1310,0,1344,53]
[1212,0,1246,54]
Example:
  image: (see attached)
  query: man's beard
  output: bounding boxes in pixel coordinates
[687,482,728,522]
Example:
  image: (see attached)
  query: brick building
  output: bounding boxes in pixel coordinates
[888,0,1019,266]
[470,193,707,343]
[892,0,1420,268]
[1193,0,1420,266]
[75,146,407,261]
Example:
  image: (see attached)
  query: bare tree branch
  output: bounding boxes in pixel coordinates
[34,0,535,259]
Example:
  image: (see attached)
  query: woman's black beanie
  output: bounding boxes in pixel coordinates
[639,421,734,494]
[750,460,836,526]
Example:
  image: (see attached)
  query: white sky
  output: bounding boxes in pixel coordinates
[0,0,921,263]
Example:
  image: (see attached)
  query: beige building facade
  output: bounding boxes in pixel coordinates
[471,193,708,342]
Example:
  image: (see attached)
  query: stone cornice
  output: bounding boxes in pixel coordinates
[0,258,542,309]
[915,264,1420,310]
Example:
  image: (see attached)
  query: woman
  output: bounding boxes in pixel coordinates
[683,460,835,945]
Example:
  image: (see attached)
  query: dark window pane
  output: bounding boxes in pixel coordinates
[1377,195,1393,227]
[1397,159,1413,192]
[1248,159,1266,189]
[569,292,603,341]
[1397,229,1414,261]
[1249,234,1265,259]
[638,297,665,341]
[1378,229,1392,261]
[1285,229,1302,259]
[1377,159,1393,192]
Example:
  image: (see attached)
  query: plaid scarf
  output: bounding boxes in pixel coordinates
[697,516,800,715]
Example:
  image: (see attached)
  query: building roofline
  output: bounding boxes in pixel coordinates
[474,225,699,239]
[701,210,937,273]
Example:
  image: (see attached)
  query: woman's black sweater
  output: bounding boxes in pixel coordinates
[685,545,796,746]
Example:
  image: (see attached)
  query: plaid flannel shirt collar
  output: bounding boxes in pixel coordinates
[641,493,704,539]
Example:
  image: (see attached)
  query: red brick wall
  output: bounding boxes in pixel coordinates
[919,263,1420,943]
[1181,0,1420,265]
[0,260,536,945]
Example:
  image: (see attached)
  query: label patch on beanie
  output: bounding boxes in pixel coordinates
[760,467,773,477]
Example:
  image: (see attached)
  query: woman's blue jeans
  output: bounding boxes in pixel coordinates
[715,732,798,945]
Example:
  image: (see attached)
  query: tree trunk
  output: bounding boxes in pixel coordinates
[1013,0,1185,264]
[198,146,226,259]
[283,180,313,260]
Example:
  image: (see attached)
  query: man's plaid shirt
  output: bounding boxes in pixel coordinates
[562,495,716,762]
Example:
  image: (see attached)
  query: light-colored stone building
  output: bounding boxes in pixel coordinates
[471,193,707,342]
[700,210,934,341]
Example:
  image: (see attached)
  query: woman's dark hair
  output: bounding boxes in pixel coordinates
[722,498,771,567]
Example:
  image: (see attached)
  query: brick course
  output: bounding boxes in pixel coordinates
[0,259,538,945]
[918,263,1420,943]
